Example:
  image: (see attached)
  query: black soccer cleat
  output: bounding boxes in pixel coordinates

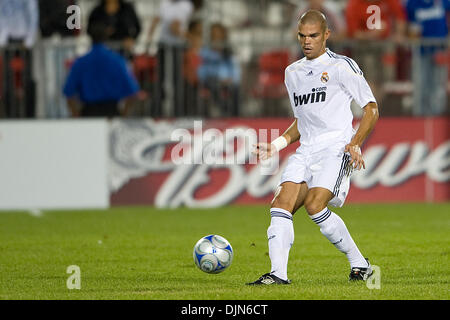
[349,258,373,281]
[246,273,291,285]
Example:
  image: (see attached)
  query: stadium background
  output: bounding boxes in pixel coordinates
[0,0,449,301]
[1,0,448,209]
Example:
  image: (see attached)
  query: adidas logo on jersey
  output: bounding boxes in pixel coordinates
[293,87,327,107]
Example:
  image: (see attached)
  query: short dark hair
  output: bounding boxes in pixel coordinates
[88,21,108,44]
[298,10,328,33]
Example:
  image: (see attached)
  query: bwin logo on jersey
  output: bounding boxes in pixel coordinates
[293,87,327,107]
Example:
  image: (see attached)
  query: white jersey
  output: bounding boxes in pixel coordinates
[284,48,376,149]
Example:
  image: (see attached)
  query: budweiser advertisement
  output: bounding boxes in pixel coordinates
[110,117,449,207]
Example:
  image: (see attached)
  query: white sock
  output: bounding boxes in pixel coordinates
[267,208,294,281]
[310,208,367,268]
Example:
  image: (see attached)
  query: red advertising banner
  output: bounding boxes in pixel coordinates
[110,117,449,207]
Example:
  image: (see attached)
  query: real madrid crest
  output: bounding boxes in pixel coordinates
[321,72,329,83]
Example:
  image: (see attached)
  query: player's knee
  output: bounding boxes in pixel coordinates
[271,195,295,213]
[271,192,295,214]
[304,197,326,216]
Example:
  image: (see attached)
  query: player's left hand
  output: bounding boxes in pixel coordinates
[345,144,365,170]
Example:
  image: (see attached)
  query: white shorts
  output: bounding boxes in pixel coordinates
[279,145,352,207]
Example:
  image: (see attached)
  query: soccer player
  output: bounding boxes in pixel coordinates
[247,10,379,285]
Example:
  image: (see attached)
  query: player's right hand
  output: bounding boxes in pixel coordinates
[252,142,275,161]
[345,144,365,170]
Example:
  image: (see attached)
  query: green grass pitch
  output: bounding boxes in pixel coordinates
[0,203,448,300]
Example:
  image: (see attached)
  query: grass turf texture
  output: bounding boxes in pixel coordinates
[0,203,448,300]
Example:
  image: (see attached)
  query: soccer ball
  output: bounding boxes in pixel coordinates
[193,234,233,274]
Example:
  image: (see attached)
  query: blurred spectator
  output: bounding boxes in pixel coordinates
[295,0,347,41]
[39,0,79,118]
[191,0,205,20]
[346,0,407,42]
[406,0,450,116]
[148,0,194,46]
[183,20,203,115]
[0,0,39,48]
[198,23,241,116]
[184,20,203,86]
[63,22,140,118]
[87,0,141,53]
[0,0,39,118]
[148,0,194,116]
[345,0,407,106]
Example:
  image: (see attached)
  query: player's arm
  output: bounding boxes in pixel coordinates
[282,118,300,144]
[338,57,379,171]
[253,119,300,160]
[345,102,379,170]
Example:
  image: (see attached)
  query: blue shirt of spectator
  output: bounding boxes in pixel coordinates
[63,43,139,104]
[197,47,241,85]
[406,0,450,38]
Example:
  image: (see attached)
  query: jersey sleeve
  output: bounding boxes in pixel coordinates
[337,59,376,108]
[284,68,296,110]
